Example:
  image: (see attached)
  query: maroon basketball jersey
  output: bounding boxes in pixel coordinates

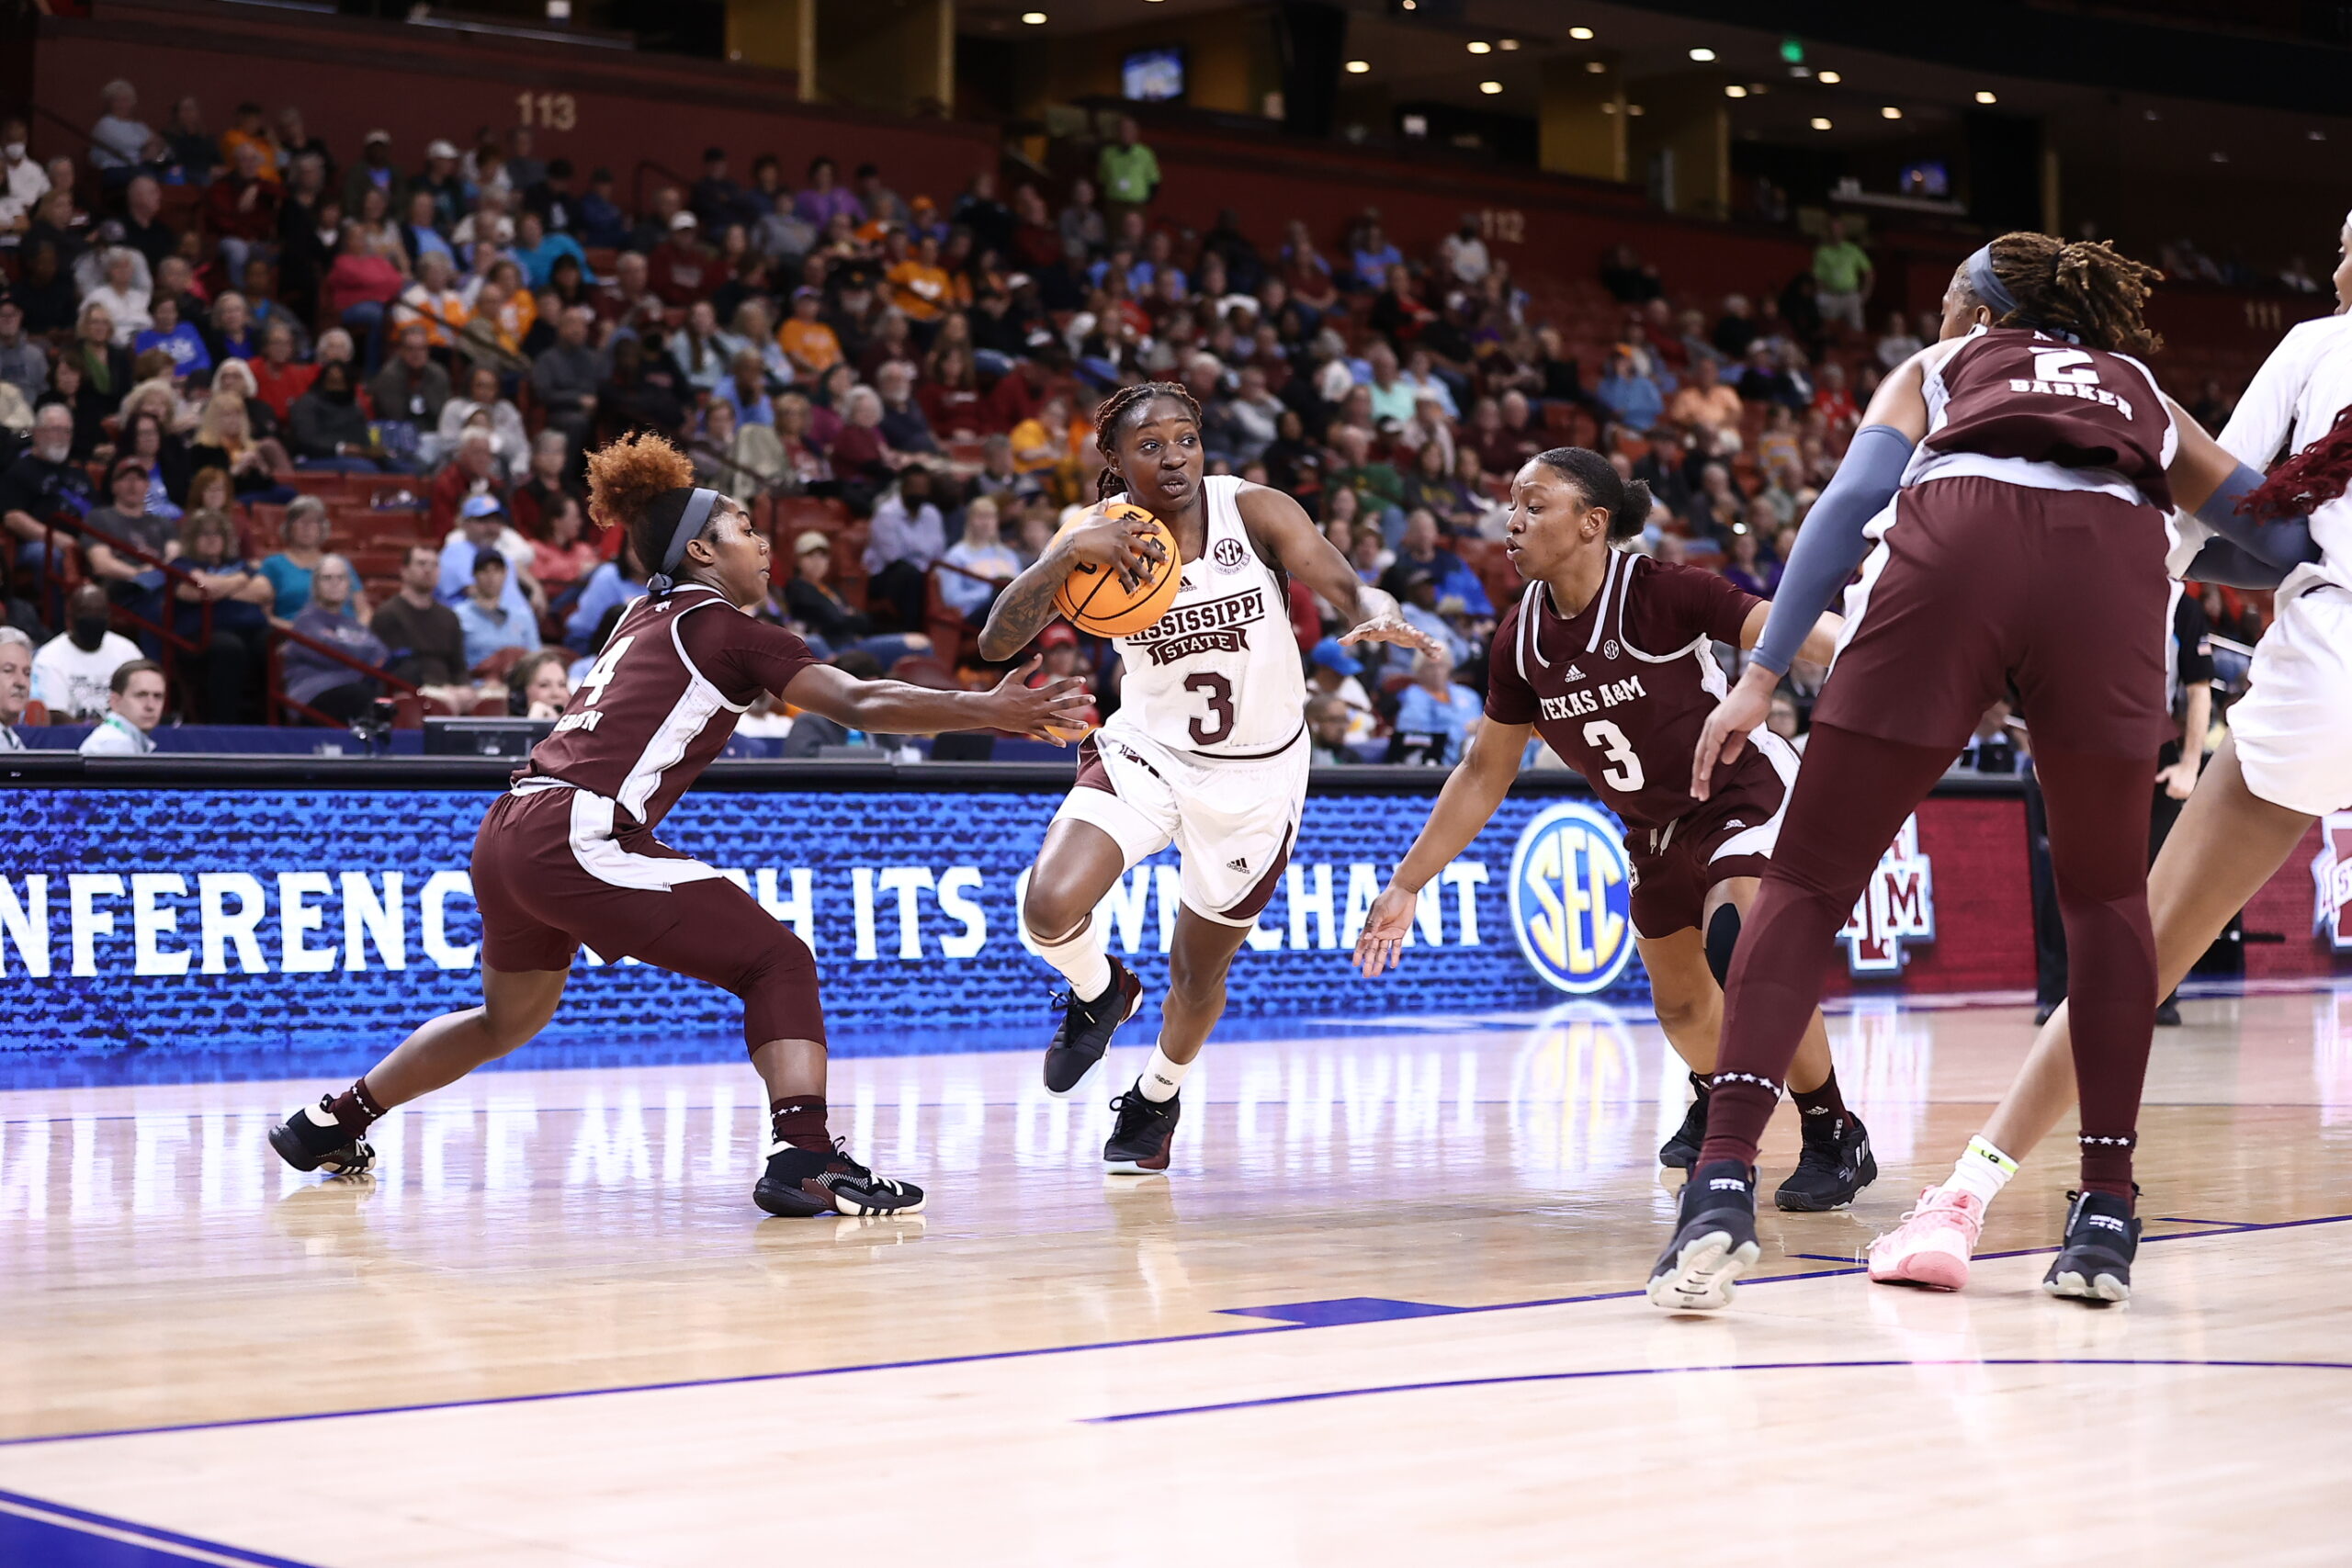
[1485,552,1762,829]
[525,585,819,829]
[1919,326,2177,509]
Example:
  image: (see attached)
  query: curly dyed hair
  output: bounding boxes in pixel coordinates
[1092,380,1204,502]
[1973,231,2165,357]
[584,430,709,583]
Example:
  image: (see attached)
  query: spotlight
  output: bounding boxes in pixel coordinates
[1974,90,1997,104]
[1816,69,1841,84]
[1724,85,1747,98]
[1467,40,1491,53]
[1569,26,1594,39]
[1479,80,1503,95]
[1345,60,1370,73]
[1881,106,1902,119]
[1809,117,1831,130]
[1689,46,1716,62]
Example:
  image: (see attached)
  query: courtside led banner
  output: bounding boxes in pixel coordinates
[6,779,2240,1052]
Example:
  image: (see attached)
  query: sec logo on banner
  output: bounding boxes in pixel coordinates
[1508,801,1635,995]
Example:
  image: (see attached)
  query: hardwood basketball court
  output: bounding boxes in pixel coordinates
[4,985,2348,1564]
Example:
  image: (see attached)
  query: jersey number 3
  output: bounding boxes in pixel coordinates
[580,634,635,706]
[1185,671,1235,746]
[1583,718,1645,792]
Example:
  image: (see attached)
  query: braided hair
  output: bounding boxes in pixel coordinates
[1974,231,2165,357]
[1533,446,1654,541]
[1092,380,1204,502]
[2240,401,2352,524]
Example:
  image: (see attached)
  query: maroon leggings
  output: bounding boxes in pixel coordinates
[1699,722,2156,1199]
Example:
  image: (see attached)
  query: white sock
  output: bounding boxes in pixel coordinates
[1944,1134,2018,1204]
[1137,1041,1192,1102]
[1033,916,1113,1004]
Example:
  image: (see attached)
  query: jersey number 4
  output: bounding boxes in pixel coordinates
[1184,671,1235,746]
[579,634,636,706]
[1583,718,1645,792]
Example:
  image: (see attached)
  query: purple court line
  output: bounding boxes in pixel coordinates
[8,1209,2348,1453]
[1083,1357,2352,1424]
[0,1484,321,1566]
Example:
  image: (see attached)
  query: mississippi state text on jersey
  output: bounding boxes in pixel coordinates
[1486,550,1765,829]
[1103,474,1306,756]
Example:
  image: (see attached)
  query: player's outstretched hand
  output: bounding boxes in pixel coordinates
[984,657,1094,745]
[1338,609,1443,660]
[1352,886,1420,978]
[1690,661,1778,802]
[1062,504,1167,592]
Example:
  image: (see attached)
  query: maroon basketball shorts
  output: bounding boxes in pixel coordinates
[469,785,824,1047]
[1624,732,1799,940]
[1814,476,2171,759]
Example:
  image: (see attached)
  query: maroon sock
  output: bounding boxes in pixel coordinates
[327,1077,387,1138]
[2077,1133,2137,1205]
[1790,1069,1847,1134]
[770,1096,831,1152]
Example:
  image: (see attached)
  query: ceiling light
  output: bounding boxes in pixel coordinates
[1020,8,1045,20]
[1688,46,1716,62]
[1809,117,1832,130]
[1584,59,1606,73]
[1600,102,1617,114]
[1789,64,1812,78]
[1479,80,1503,95]
[1626,104,1645,117]
[1400,0,1414,8]
[1724,85,1747,98]
[2211,150,2229,163]
[1344,59,1370,73]
[2310,129,2327,141]
[2143,108,2160,121]
[1974,90,1997,104]
[1816,69,1841,84]
[1881,106,1902,119]
[1569,26,1594,39]
[1467,39,1491,53]
[1498,39,1520,51]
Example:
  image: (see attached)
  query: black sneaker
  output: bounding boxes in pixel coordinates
[2154,998,2183,1027]
[2042,1189,2140,1304]
[1044,959,1146,1097]
[1103,1083,1180,1173]
[1647,1159,1759,1312]
[1658,1071,1710,1170]
[755,1138,925,1218]
[267,1095,376,1177]
[2034,1000,2060,1026]
[1773,1111,1879,1212]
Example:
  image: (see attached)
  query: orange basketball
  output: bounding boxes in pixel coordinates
[1052,502,1181,638]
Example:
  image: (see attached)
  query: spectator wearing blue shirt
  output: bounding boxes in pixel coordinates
[132,296,210,380]
[564,546,649,651]
[714,348,775,428]
[1594,347,1664,433]
[511,209,587,290]
[452,550,538,671]
[1396,569,1472,667]
[1391,648,1483,765]
[437,495,539,626]
[1350,222,1403,290]
[576,167,631,249]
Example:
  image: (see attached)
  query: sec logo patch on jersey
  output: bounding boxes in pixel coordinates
[1211,536,1250,572]
[1509,801,1636,995]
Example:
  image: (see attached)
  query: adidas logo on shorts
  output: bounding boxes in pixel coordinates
[1227,856,1250,872]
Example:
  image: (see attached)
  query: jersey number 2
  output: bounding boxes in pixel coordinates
[579,634,636,706]
[1583,719,1645,792]
[1185,671,1235,746]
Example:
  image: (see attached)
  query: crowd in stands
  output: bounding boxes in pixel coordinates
[0,84,2271,759]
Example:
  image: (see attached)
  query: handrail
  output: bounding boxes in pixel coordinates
[266,615,421,728]
[630,158,697,223]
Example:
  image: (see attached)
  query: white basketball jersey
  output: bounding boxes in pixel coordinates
[1102,475,1306,757]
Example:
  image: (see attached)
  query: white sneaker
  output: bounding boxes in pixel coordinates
[1868,1185,1986,1292]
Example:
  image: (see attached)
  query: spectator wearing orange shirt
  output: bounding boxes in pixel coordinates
[1666,355,1744,440]
[886,231,956,329]
[777,286,842,378]
[392,250,469,348]
[217,103,281,186]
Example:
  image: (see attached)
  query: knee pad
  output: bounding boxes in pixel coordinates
[1705,902,1742,988]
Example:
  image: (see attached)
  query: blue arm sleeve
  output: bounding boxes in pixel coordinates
[2183,536,2290,590]
[1751,422,1915,674]
[2194,461,2320,571]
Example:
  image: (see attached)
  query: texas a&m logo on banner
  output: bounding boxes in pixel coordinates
[2312,812,2352,951]
[1840,815,1935,977]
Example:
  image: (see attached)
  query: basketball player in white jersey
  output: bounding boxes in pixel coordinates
[1871,221,2351,1290]
[978,381,1440,1171]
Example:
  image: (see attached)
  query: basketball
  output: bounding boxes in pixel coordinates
[1051,502,1181,638]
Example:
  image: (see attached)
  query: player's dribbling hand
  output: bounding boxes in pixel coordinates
[1352,886,1420,978]
[1690,661,1777,802]
[987,657,1095,745]
[1063,505,1167,592]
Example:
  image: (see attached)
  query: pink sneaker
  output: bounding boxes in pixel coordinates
[1868,1186,1986,1291]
